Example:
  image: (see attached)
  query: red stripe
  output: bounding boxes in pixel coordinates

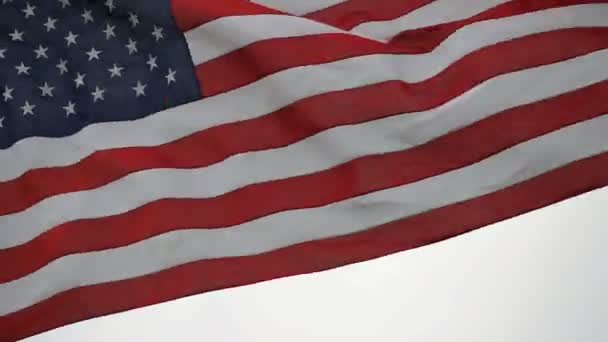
[197,33,390,97]
[171,0,283,32]
[305,0,433,30]
[3,81,607,283]
[390,0,608,47]
[3,152,607,341]
[2,28,606,217]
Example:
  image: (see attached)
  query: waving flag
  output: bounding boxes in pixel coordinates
[2,0,608,340]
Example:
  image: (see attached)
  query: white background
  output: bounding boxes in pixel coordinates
[26,186,608,342]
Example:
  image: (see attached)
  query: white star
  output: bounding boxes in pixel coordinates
[58,0,70,8]
[125,39,138,55]
[108,64,124,78]
[9,29,24,42]
[15,62,30,75]
[151,26,164,42]
[166,68,177,84]
[63,101,76,116]
[22,3,36,18]
[39,82,55,97]
[103,23,116,40]
[21,101,36,116]
[65,31,78,46]
[43,17,57,32]
[146,55,158,71]
[128,12,139,27]
[2,0,14,5]
[91,86,105,103]
[0,48,5,59]
[56,59,68,75]
[82,9,94,24]
[74,73,86,89]
[34,45,48,59]
[132,81,147,97]
[3,86,14,102]
[0,116,4,128]
[104,0,115,12]
[86,47,101,61]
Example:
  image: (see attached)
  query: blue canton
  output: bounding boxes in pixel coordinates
[0,0,201,149]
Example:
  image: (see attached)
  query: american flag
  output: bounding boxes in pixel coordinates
[2,0,608,340]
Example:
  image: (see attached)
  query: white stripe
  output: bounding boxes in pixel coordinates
[2,113,607,316]
[0,5,605,183]
[251,0,347,15]
[352,0,511,40]
[2,49,607,250]
[185,15,344,65]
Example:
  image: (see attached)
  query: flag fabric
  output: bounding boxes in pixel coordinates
[2,0,608,340]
